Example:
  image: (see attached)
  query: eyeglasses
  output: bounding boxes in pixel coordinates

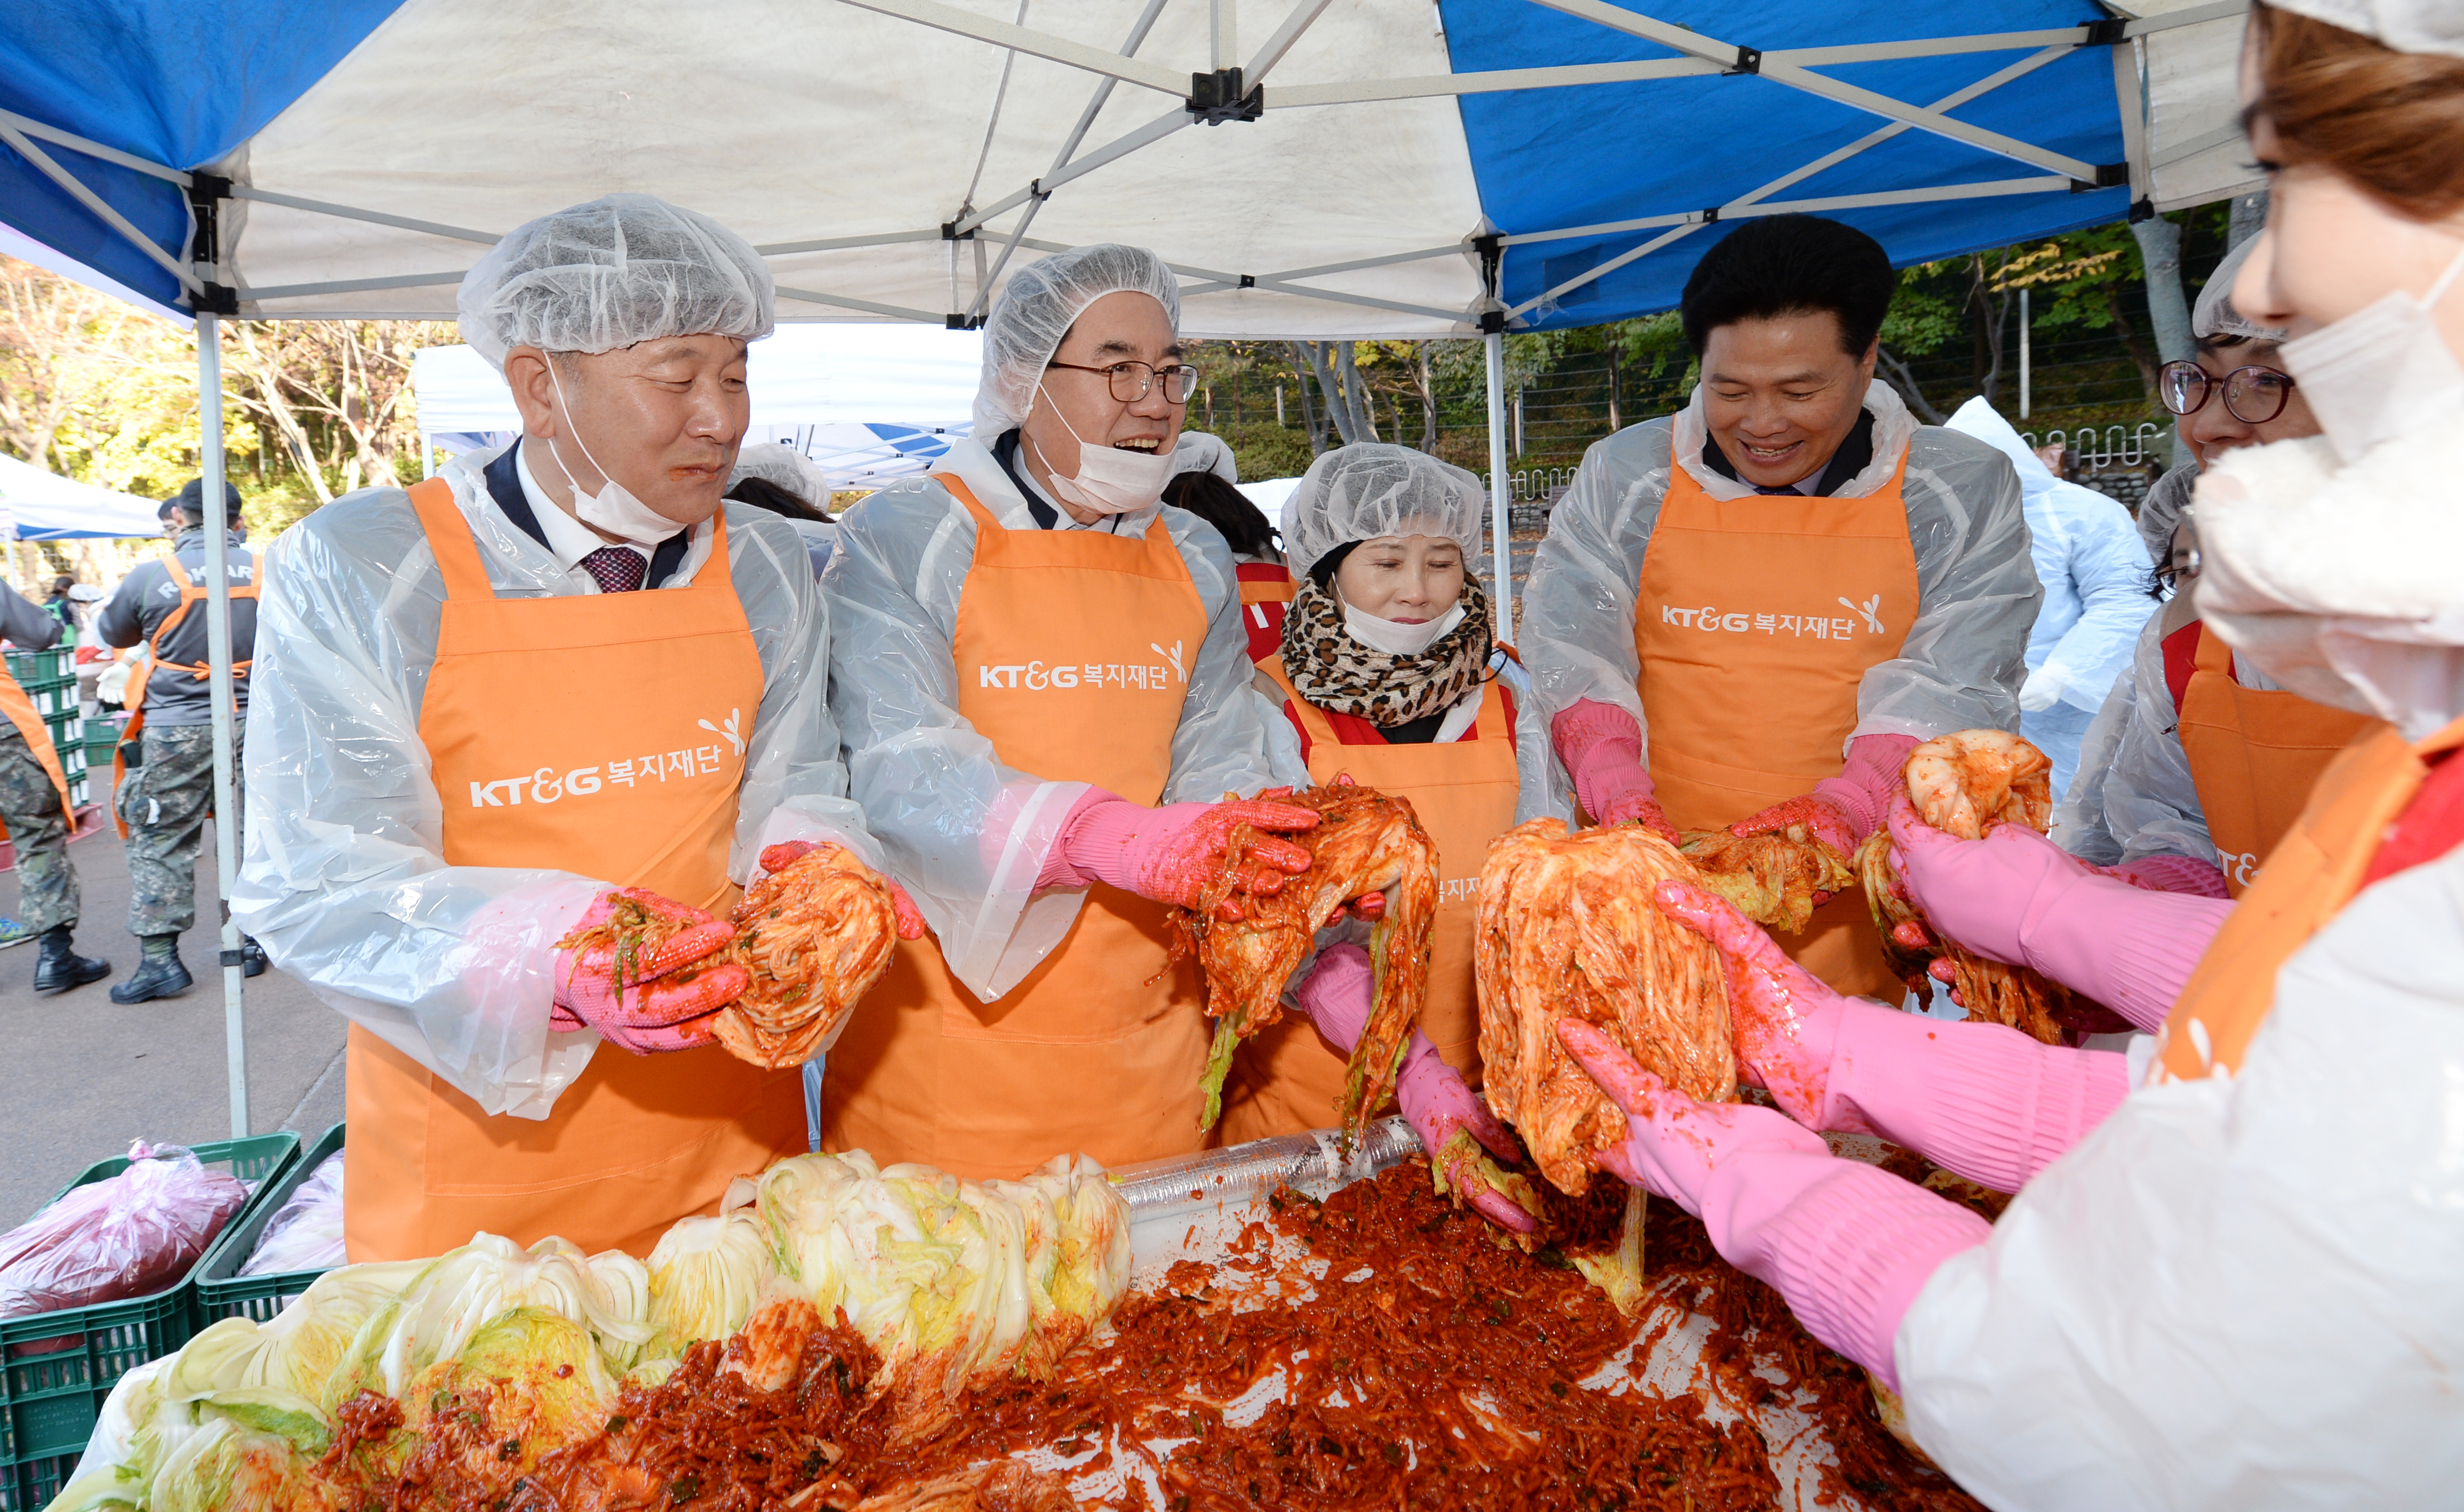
[1046,359,1199,405]
[2159,359,2297,424]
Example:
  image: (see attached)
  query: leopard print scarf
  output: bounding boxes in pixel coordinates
[1282,575,1493,726]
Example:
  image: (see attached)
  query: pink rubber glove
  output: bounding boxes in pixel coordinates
[1550,698,1680,844]
[1728,735,1919,866]
[2101,853,2231,898]
[1886,795,2233,1033]
[1041,791,1317,917]
[1655,880,2128,1193]
[552,888,751,1054]
[757,841,927,939]
[1298,944,1535,1234]
[1558,1019,1991,1391]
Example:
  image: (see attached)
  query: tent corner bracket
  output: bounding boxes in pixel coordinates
[1726,47,1761,75]
[2071,164,2132,194]
[2081,17,2130,47]
[1188,67,1263,123]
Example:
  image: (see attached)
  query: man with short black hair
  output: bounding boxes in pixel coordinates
[1522,214,2038,997]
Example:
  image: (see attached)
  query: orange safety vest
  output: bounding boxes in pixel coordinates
[343,479,802,1261]
[114,548,262,837]
[817,478,1217,1179]
[1218,656,1519,1144]
[0,661,71,837]
[1236,562,1295,665]
[2174,622,2384,897]
[1630,455,1922,997]
[2156,715,2464,1084]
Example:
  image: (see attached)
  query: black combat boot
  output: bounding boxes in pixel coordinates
[108,933,191,1003]
[32,925,110,994]
[240,935,269,978]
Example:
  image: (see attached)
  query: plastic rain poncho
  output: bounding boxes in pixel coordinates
[1895,402,2464,1507]
[823,435,1306,1003]
[233,447,883,1118]
[969,243,1181,435]
[1515,381,2038,822]
[1945,397,2158,801]
[1276,442,1486,581]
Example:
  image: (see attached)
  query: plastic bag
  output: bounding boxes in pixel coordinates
[239,1151,346,1276]
[0,1142,249,1320]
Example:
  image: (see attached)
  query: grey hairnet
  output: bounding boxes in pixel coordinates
[2193,237,2286,343]
[1279,442,1488,582]
[729,444,832,509]
[973,244,1181,435]
[2140,462,2199,568]
[458,193,776,372]
[2263,0,2464,55]
[1171,431,1239,485]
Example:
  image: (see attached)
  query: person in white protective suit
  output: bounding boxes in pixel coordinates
[2054,236,2354,898]
[231,194,919,1263]
[1941,396,2154,801]
[817,243,1370,1181]
[1519,213,2038,1002]
[1549,5,2464,1504]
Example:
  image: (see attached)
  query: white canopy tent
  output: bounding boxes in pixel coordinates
[0,453,167,542]
[0,0,2255,1136]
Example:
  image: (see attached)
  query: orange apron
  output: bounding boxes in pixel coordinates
[2156,715,2464,1083]
[1218,658,1518,1143]
[1631,456,1921,997]
[0,662,71,835]
[344,478,802,1261]
[114,549,261,837]
[1236,562,1295,665]
[817,478,1216,1179]
[2175,623,2383,897]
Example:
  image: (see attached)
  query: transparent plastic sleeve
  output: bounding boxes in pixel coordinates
[233,449,880,1118]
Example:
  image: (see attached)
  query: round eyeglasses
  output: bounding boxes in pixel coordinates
[2159,359,2297,425]
[1046,358,1200,405]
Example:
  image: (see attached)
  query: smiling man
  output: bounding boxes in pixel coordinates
[1521,215,2038,996]
[233,194,909,1261]
[819,243,1352,1178]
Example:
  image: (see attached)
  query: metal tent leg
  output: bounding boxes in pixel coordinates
[196,312,250,1138]
[1483,330,1512,642]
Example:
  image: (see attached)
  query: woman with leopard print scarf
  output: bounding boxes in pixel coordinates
[1217,446,1532,1220]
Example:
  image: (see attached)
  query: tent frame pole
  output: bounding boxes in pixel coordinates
[1484,331,1512,642]
[194,313,250,1140]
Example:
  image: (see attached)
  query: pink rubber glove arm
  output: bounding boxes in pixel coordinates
[1886,795,2233,1032]
[1655,879,2129,1192]
[1550,698,1680,843]
[551,888,750,1054]
[2103,853,2231,898]
[1814,732,1922,842]
[757,840,926,939]
[1297,946,1535,1234]
[1559,1019,1991,1391]
[1040,791,1318,914]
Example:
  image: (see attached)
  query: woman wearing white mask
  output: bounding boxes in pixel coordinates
[1545,6,2464,1505]
[1215,443,1535,1231]
[820,244,1367,1179]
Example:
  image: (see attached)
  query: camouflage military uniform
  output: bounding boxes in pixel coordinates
[0,724,78,933]
[115,720,243,937]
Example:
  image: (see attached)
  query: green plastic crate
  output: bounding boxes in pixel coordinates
[15,680,74,719]
[3,649,70,687]
[0,1134,297,1496]
[192,1124,345,1329]
[80,727,115,767]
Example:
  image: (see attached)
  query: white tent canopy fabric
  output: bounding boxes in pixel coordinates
[0,453,168,541]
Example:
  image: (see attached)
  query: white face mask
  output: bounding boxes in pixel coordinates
[1343,600,1465,657]
[542,362,694,547]
[1028,386,1175,516]
[2277,243,2464,466]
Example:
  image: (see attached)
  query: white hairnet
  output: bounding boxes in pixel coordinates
[2193,237,2286,343]
[728,443,833,510]
[1279,442,1488,582]
[973,244,1181,435]
[2263,0,2464,55]
[458,193,776,372]
[1171,431,1239,485]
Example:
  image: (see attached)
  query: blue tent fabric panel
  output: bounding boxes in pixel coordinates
[0,0,409,309]
[1440,0,2134,323]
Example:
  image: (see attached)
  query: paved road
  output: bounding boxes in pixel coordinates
[0,775,346,1225]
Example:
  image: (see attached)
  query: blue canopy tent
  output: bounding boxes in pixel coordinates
[0,0,2254,1133]
[0,454,166,541]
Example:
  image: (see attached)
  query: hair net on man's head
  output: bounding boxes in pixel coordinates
[2193,238,2286,343]
[458,193,775,372]
[1279,442,1488,583]
[973,244,1181,434]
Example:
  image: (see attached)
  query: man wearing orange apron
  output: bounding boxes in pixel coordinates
[233,195,910,1262]
[0,581,108,993]
[820,244,1342,1181]
[1522,215,2037,997]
